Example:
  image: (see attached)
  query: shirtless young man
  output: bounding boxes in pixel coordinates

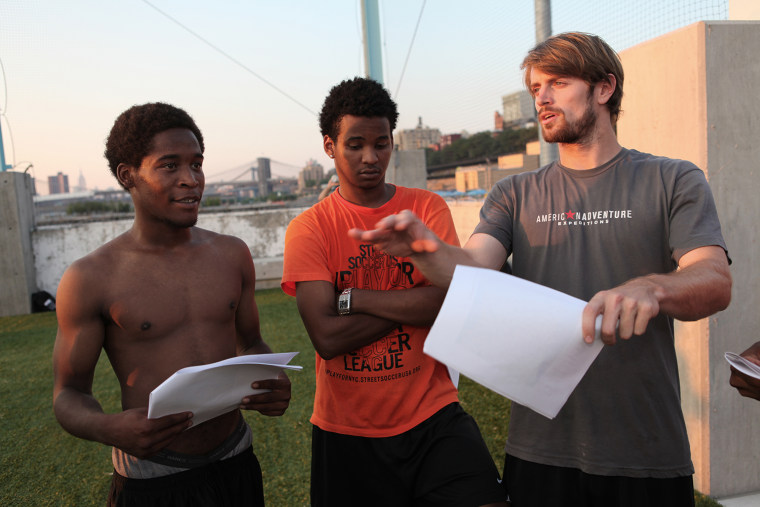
[52,103,291,506]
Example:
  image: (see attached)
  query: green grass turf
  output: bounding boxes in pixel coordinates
[0,289,722,506]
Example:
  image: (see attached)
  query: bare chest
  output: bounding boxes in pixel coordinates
[103,253,242,338]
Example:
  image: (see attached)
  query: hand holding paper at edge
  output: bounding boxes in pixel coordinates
[727,341,760,401]
[148,352,302,427]
[423,265,603,419]
[725,351,760,379]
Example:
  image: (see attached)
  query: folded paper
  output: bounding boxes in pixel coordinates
[725,352,760,380]
[148,352,302,426]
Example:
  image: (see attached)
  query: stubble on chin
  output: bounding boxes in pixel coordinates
[541,105,596,145]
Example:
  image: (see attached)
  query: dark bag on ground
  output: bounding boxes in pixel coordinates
[32,290,56,312]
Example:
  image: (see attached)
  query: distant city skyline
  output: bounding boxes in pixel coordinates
[0,1,729,194]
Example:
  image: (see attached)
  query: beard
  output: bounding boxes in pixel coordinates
[540,93,597,145]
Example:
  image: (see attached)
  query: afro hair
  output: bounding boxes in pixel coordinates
[104,102,204,189]
[319,77,398,141]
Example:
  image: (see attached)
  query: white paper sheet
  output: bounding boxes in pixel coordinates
[725,352,760,379]
[148,352,302,426]
[423,265,603,419]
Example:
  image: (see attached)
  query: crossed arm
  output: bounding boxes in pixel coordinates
[350,209,732,346]
[295,280,447,360]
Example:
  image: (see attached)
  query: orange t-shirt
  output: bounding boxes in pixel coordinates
[282,186,460,437]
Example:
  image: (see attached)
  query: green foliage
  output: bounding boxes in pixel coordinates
[268,193,297,202]
[66,200,131,215]
[426,126,538,166]
[0,296,723,506]
[203,196,222,207]
[695,492,723,507]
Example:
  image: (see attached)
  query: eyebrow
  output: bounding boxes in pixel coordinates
[346,135,390,142]
[155,153,204,161]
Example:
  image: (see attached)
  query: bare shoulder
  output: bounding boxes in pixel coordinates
[193,228,250,258]
[56,232,138,323]
[192,229,254,281]
[61,232,133,284]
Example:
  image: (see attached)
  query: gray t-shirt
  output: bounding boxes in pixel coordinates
[475,148,727,478]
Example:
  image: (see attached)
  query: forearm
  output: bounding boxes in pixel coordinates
[53,388,112,445]
[408,242,484,288]
[352,286,446,326]
[583,246,731,343]
[303,312,400,360]
[641,256,731,321]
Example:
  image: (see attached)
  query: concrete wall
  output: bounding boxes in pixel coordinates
[731,0,760,20]
[0,172,37,317]
[387,149,427,189]
[447,200,484,246]
[33,207,305,297]
[618,21,760,497]
[31,201,481,299]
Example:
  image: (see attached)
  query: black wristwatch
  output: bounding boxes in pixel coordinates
[337,288,353,316]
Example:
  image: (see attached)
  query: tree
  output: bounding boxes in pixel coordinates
[425,126,538,166]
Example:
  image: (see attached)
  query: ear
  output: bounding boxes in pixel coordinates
[323,135,335,159]
[596,73,617,106]
[116,163,136,189]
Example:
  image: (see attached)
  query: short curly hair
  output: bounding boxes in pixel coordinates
[104,103,204,189]
[319,77,398,140]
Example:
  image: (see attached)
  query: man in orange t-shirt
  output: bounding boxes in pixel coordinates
[282,77,507,507]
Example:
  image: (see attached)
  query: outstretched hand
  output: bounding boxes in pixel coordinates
[730,341,760,401]
[348,210,440,257]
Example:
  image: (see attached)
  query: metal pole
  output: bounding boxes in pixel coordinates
[361,0,384,84]
[0,120,11,171]
[534,0,559,166]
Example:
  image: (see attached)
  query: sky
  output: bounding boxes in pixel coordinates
[0,0,728,194]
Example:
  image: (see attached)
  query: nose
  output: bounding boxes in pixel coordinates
[534,85,551,108]
[362,147,379,165]
[179,166,202,188]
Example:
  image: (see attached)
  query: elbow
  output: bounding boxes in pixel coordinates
[711,263,733,313]
[688,271,732,320]
[316,349,337,361]
[309,335,340,361]
[715,274,732,312]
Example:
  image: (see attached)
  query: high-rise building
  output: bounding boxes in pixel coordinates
[298,159,324,192]
[257,157,271,197]
[494,111,504,132]
[501,90,535,128]
[75,170,87,192]
[48,172,70,194]
[396,117,441,151]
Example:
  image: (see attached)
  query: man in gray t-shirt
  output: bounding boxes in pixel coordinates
[351,32,731,506]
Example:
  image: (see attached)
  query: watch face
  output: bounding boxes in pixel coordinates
[338,290,351,315]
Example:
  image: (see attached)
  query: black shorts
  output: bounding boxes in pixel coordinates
[107,446,264,507]
[503,453,695,507]
[311,402,506,507]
